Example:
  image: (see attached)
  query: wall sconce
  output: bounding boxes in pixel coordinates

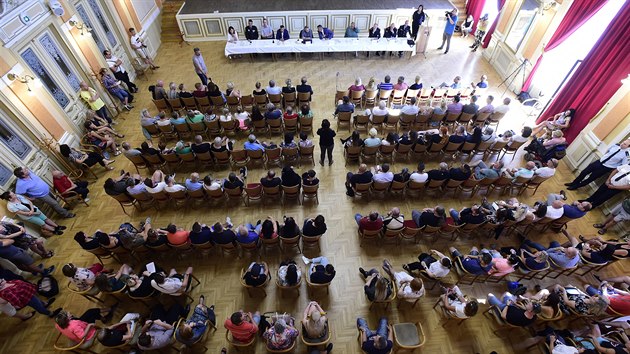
[69,19,92,35]
[538,1,557,15]
[6,73,40,91]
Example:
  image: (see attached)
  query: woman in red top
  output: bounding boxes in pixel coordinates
[55,307,115,343]
[164,224,190,245]
[0,278,55,317]
[52,170,90,201]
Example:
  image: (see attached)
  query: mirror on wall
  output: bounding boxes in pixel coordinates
[505,0,539,52]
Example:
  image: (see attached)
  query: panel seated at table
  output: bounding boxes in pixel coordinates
[224,38,416,56]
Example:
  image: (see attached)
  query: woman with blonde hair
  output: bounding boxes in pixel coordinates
[542,129,566,149]
[360,267,393,301]
[366,77,377,91]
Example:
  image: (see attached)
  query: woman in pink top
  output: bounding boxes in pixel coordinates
[55,307,115,343]
[542,130,566,148]
[488,254,519,277]
[348,78,365,92]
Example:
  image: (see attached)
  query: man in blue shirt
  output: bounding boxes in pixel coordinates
[357,317,393,354]
[185,173,203,191]
[13,167,74,218]
[316,25,334,39]
[438,8,458,54]
[377,75,394,91]
[244,135,266,152]
[345,22,359,38]
[334,96,355,115]
[276,25,289,41]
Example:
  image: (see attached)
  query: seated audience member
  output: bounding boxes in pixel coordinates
[552,284,609,316]
[202,175,223,192]
[303,215,327,236]
[478,95,495,114]
[545,191,591,219]
[412,206,447,228]
[532,108,574,137]
[463,127,482,147]
[223,172,245,191]
[190,136,210,154]
[236,224,259,245]
[263,314,299,351]
[462,95,479,115]
[299,132,313,148]
[404,249,452,278]
[151,267,194,295]
[409,75,422,90]
[542,130,567,149]
[378,75,394,90]
[163,175,186,193]
[512,245,549,272]
[401,97,420,115]
[283,108,298,127]
[296,76,313,95]
[410,162,429,182]
[277,260,301,286]
[210,219,236,246]
[192,83,208,98]
[585,275,630,315]
[427,162,451,182]
[486,292,540,327]
[506,161,536,181]
[480,126,496,142]
[189,222,212,245]
[146,229,168,248]
[342,130,364,148]
[371,101,389,122]
[345,164,373,196]
[509,126,532,146]
[494,97,512,115]
[1,191,65,236]
[439,286,479,319]
[364,129,382,147]
[357,317,393,354]
[137,303,188,350]
[382,259,424,301]
[449,163,472,181]
[359,267,393,302]
[521,238,580,269]
[446,95,463,115]
[470,160,504,180]
[355,211,384,231]
[348,77,365,92]
[0,277,56,318]
[264,103,282,121]
[94,263,133,293]
[73,231,101,251]
[244,134,266,152]
[224,310,260,343]
[185,173,204,191]
[59,144,115,170]
[62,263,104,291]
[534,158,558,178]
[164,223,189,245]
[449,247,493,275]
[334,96,355,115]
[393,76,407,91]
[382,207,404,231]
[97,313,140,347]
[393,167,410,182]
[259,217,279,239]
[449,204,487,225]
[126,269,158,298]
[302,170,319,186]
[176,295,216,346]
[96,230,122,250]
[242,262,269,287]
[52,170,90,201]
[448,125,467,143]
[55,307,115,343]
[303,256,336,284]
[302,301,327,339]
[583,322,630,354]
[253,81,266,96]
[280,216,300,238]
[281,166,301,188]
[260,170,282,188]
[372,164,394,183]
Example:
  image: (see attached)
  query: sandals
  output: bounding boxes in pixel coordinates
[43,250,54,258]
[598,229,607,235]
[593,224,605,229]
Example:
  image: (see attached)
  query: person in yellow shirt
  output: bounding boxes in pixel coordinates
[79,81,110,123]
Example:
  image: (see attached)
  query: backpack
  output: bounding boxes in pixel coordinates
[37,276,59,298]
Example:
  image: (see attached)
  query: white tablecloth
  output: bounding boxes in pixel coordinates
[225,38,416,56]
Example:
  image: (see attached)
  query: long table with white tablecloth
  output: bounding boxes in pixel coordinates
[224,38,416,57]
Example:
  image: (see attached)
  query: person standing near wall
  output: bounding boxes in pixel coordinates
[438,8,458,54]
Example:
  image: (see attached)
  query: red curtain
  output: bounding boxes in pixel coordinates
[482,0,506,48]
[466,0,487,33]
[535,3,630,145]
[522,0,609,91]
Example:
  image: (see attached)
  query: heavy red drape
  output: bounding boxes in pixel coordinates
[466,0,487,33]
[535,3,630,145]
[482,0,506,48]
[522,0,609,91]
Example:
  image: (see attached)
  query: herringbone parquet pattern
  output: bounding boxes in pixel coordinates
[1,33,625,354]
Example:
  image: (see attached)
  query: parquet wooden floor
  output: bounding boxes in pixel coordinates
[1,33,626,354]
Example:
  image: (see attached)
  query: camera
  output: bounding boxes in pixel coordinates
[445,11,452,17]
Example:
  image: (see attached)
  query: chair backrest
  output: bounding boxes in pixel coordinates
[148,189,169,202]
[390,180,406,191]
[379,144,395,155]
[255,94,268,105]
[282,184,300,197]
[489,140,508,152]
[299,144,314,157]
[371,114,386,125]
[442,141,463,153]
[247,149,264,160]
[210,95,226,106]
[302,183,319,195]
[188,121,207,133]
[354,182,372,193]
[298,92,311,102]
[168,98,184,110]
[408,180,426,191]
[372,180,391,192]
[427,179,444,188]
[174,123,191,134]
[268,93,282,104]
[299,116,313,130]
[263,185,281,197]
[241,94,254,107]
[354,114,369,126]
[362,145,379,156]
[378,89,393,101]
[231,149,248,163]
[245,184,262,198]
[181,96,198,110]
[153,98,170,111]
[458,112,475,124]
[211,150,229,165]
[195,96,211,108]
[350,89,365,101]
[265,147,282,161]
[345,145,362,158]
[337,111,352,123]
[227,95,240,106]
[474,111,492,123]
[400,113,417,125]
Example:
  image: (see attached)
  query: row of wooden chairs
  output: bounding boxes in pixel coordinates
[153,91,312,116]
[126,144,315,176]
[335,85,480,109]
[348,174,551,204]
[336,107,505,135]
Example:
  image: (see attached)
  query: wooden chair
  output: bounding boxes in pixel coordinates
[174,317,215,352]
[267,118,283,136]
[168,98,185,114]
[280,234,301,254]
[371,180,391,198]
[361,145,379,164]
[383,115,399,133]
[352,182,372,200]
[358,228,381,247]
[67,282,103,303]
[442,141,463,157]
[161,152,183,173]
[153,98,170,112]
[336,111,352,132]
[282,184,300,205]
[521,175,551,196]
[147,189,170,209]
[53,328,99,353]
[353,114,370,133]
[142,124,162,141]
[487,176,513,196]
[438,223,463,242]
[433,298,469,327]
[255,93,269,107]
[443,112,461,127]
[394,143,412,161]
[225,330,256,350]
[472,111,492,127]
[431,88,447,105]
[378,89,393,106]
[301,183,319,204]
[370,114,386,132]
[499,140,527,161]
[264,147,282,169]
[227,95,240,112]
[275,269,302,297]
[283,117,299,134]
[473,177,499,197]
[129,191,156,211]
[453,257,484,285]
[458,112,475,126]
[268,93,282,108]
[417,88,432,105]
[125,154,149,174]
[470,140,492,159]
[210,95,226,108]
[485,140,508,161]
[205,119,223,137]
[195,150,214,170]
[413,112,430,131]
[282,147,299,166]
[389,180,406,197]
[363,89,378,108]
[442,179,465,196]
[382,228,401,245]
[344,145,362,166]
[399,113,417,132]
[54,188,89,209]
[404,89,420,104]
[298,145,315,166]
[110,193,138,215]
[422,225,442,243]
[181,96,198,110]
[241,95,254,112]
[300,322,331,347]
[158,124,178,142]
[297,92,311,106]
[221,119,238,136]
[301,234,322,252]
[261,237,281,255]
[178,150,197,169]
[392,322,426,352]
[425,179,445,196]
[282,91,296,108]
[350,89,365,107]
[246,148,265,167]
[195,96,211,112]
[457,178,480,198]
[299,115,313,136]
[212,150,231,170]
[252,119,269,136]
[507,175,531,196]
[244,184,262,206]
[229,149,249,169]
[406,180,426,197]
[263,185,282,204]
[305,275,331,295]
[399,226,422,244]
[391,89,406,106]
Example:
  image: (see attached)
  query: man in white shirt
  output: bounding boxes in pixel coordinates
[404,249,451,278]
[567,139,630,190]
[164,176,186,193]
[409,162,428,183]
[104,50,137,93]
[371,101,389,122]
[150,267,192,295]
[401,97,420,115]
[260,18,274,39]
[542,199,565,220]
[266,80,282,95]
[493,97,511,115]
[372,164,394,183]
[146,178,167,194]
[534,159,558,178]
[585,164,630,208]
[129,28,158,69]
[382,207,404,231]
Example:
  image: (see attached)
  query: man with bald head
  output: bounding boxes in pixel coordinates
[507,161,536,181]
[260,170,281,188]
[521,233,580,269]
[346,164,373,197]
[545,191,591,219]
[382,207,404,231]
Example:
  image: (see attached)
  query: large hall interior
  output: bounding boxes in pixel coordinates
[0,0,629,353]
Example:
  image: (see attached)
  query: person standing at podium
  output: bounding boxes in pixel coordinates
[411,4,427,40]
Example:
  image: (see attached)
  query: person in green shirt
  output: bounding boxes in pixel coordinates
[185,110,204,124]
[79,81,110,123]
[175,141,192,155]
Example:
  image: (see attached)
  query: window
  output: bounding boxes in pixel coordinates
[0,120,32,159]
[0,162,12,186]
[87,0,117,47]
[21,48,70,108]
[76,4,106,53]
[38,33,81,92]
[505,0,538,52]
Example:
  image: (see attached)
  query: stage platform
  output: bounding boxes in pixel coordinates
[179,0,454,14]
[176,0,455,41]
